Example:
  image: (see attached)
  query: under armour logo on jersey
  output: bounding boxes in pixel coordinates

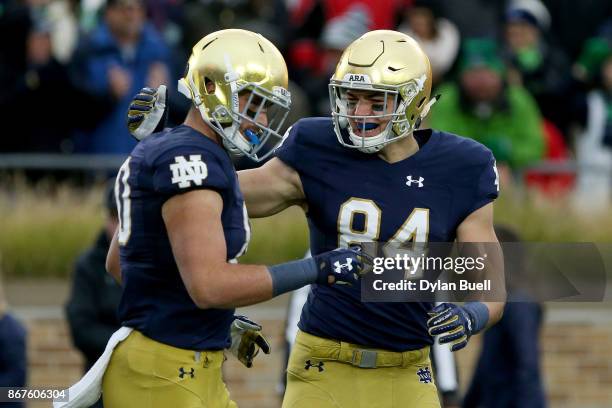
[305,360,325,372]
[178,367,195,379]
[170,155,208,188]
[417,367,432,384]
[406,175,424,188]
[333,258,354,274]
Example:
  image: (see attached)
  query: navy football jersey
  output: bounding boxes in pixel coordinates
[115,125,250,350]
[276,118,498,351]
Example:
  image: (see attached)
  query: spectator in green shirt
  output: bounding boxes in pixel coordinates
[428,38,545,170]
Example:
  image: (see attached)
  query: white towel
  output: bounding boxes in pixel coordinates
[53,326,133,408]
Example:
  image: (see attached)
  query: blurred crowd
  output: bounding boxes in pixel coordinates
[1,0,612,204]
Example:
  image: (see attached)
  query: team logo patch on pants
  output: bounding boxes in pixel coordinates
[416,367,432,384]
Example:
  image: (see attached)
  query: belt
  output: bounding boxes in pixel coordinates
[299,331,429,369]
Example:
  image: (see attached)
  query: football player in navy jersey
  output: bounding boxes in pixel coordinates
[102,29,365,408]
[127,30,505,408]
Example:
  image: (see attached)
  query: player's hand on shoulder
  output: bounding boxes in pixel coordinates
[229,315,271,368]
[313,246,371,286]
[127,85,168,141]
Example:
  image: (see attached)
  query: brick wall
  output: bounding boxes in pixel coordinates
[455,322,612,408]
[16,308,612,408]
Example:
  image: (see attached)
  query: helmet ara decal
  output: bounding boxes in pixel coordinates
[178,29,291,162]
[328,30,438,154]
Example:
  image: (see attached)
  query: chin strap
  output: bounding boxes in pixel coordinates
[420,94,441,120]
[178,78,192,101]
[348,120,393,154]
[222,122,252,155]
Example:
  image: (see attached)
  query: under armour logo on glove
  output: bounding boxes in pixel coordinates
[333,258,353,274]
[178,367,195,379]
[314,248,367,286]
[304,360,325,372]
[416,367,432,384]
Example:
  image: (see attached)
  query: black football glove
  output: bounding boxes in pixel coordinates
[313,246,371,286]
[427,303,476,352]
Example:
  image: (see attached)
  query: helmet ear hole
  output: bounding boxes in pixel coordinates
[204,78,215,94]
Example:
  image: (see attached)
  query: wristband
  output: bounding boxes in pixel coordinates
[463,302,489,334]
[267,258,318,296]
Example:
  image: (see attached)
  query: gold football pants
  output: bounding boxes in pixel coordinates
[102,330,237,408]
[282,330,441,408]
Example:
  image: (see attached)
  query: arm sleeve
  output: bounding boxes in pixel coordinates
[152,146,230,196]
[65,256,118,358]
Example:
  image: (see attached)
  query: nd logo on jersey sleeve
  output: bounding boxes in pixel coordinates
[170,155,208,188]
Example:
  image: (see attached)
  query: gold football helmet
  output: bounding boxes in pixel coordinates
[178,29,291,162]
[329,30,437,153]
